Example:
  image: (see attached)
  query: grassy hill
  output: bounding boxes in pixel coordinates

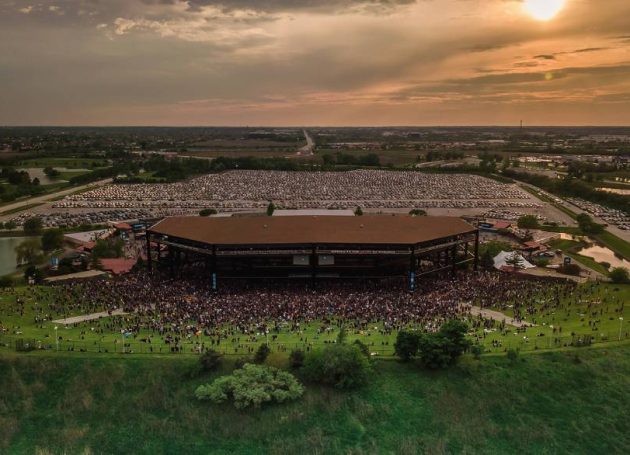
[2,346,630,454]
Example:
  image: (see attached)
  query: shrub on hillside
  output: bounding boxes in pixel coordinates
[417,320,471,369]
[195,364,304,409]
[289,349,305,369]
[254,343,271,364]
[302,344,370,389]
[609,267,630,284]
[394,331,420,362]
[199,349,222,372]
[558,263,581,276]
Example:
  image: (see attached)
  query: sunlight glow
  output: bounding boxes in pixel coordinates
[524,0,566,21]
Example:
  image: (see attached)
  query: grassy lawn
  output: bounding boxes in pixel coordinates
[1,345,630,454]
[2,282,630,357]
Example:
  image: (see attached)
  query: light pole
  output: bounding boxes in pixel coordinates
[54,326,58,351]
[619,317,624,341]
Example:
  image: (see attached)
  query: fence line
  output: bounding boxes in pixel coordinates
[1,330,628,357]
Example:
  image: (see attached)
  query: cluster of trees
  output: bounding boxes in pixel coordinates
[394,320,470,368]
[423,150,465,162]
[517,215,540,230]
[0,169,45,202]
[576,213,605,235]
[321,153,381,167]
[503,169,630,216]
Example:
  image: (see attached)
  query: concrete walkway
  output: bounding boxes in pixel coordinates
[53,308,126,325]
[463,304,535,328]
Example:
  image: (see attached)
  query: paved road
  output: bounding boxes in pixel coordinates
[0,178,112,222]
[296,130,315,156]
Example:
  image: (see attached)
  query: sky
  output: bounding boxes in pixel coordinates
[1,0,630,126]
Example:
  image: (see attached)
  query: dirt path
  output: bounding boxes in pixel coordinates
[463,304,535,328]
[53,308,126,325]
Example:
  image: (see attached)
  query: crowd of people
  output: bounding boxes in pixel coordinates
[54,170,541,211]
[1,270,579,353]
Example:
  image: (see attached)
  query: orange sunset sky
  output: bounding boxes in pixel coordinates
[1,0,630,126]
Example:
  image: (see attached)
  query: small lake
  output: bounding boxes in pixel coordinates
[0,237,32,276]
[578,244,630,270]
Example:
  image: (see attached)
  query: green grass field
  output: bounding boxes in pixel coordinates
[1,282,630,358]
[2,345,630,454]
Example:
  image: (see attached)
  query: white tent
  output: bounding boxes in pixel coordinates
[493,251,535,270]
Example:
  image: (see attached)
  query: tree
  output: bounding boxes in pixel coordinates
[336,325,347,344]
[417,320,471,369]
[576,213,604,235]
[0,276,13,288]
[303,344,371,389]
[195,364,304,409]
[91,239,124,259]
[480,250,495,269]
[15,238,42,266]
[43,167,61,178]
[199,208,217,217]
[409,209,427,217]
[354,206,363,216]
[254,343,271,363]
[610,267,630,284]
[23,217,43,236]
[517,215,539,229]
[199,349,222,372]
[266,201,276,216]
[24,265,44,284]
[41,228,64,252]
[394,331,420,362]
[4,220,17,230]
[289,349,305,369]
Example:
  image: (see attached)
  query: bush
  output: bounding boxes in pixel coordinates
[354,206,363,216]
[303,344,371,389]
[558,263,582,276]
[506,348,519,364]
[254,343,271,364]
[195,364,304,409]
[609,267,630,284]
[394,331,420,362]
[0,276,13,288]
[417,320,471,369]
[517,215,539,229]
[41,228,64,252]
[471,345,483,360]
[289,349,305,369]
[409,209,427,216]
[199,349,222,372]
[23,217,43,236]
[199,208,217,217]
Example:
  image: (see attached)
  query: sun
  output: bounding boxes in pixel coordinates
[523,0,566,21]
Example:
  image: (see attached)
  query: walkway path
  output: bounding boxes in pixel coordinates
[464,304,535,328]
[53,308,126,325]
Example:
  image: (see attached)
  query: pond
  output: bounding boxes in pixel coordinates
[0,237,31,276]
[578,244,630,270]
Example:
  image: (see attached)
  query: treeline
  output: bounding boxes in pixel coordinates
[322,153,380,167]
[0,168,45,202]
[503,169,630,213]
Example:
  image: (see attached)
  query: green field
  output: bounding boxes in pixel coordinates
[2,345,630,454]
[1,281,630,357]
[16,158,109,169]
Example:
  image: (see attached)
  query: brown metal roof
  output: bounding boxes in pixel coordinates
[149,215,476,246]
